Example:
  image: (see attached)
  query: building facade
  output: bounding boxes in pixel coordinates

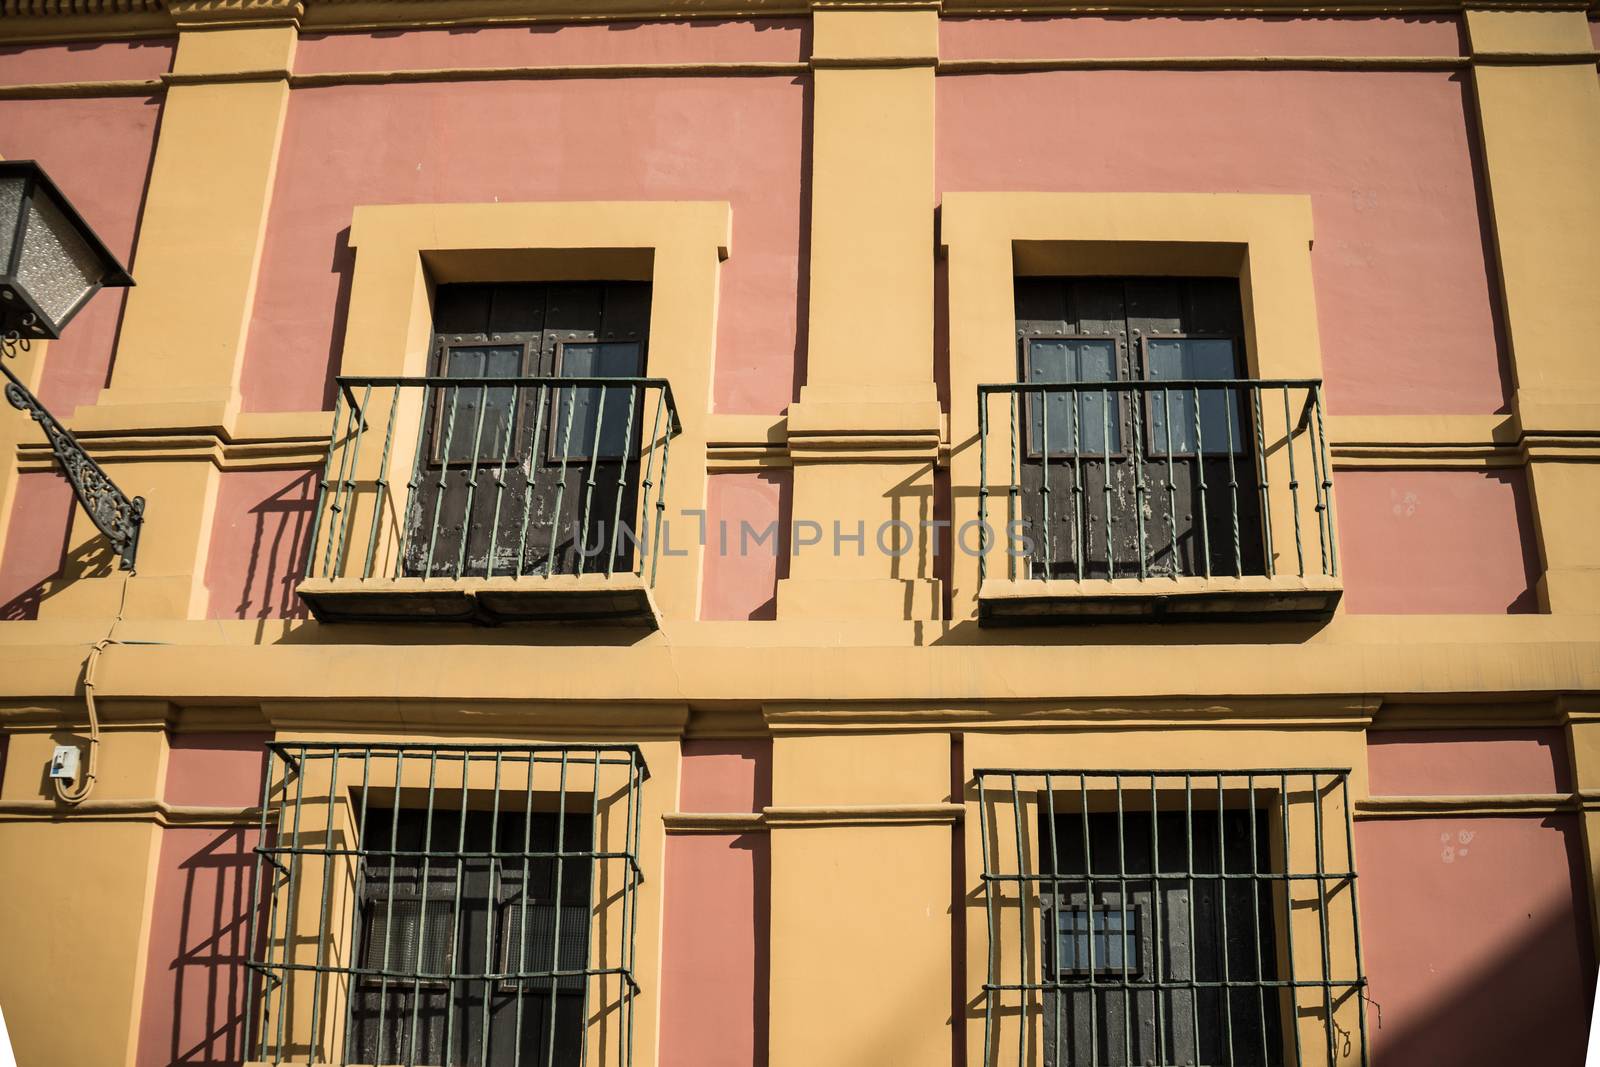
[0,0,1598,1065]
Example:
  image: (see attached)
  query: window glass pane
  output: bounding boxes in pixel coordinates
[1056,907,1135,973]
[502,902,591,991]
[1146,338,1243,455]
[1028,338,1120,454]
[555,341,644,459]
[440,344,522,461]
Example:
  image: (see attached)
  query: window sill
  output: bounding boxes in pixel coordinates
[977,574,1341,626]
[297,573,660,627]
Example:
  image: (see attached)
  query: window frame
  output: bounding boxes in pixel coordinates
[1136,332,1249,460]
[546,337,649,465]
[426,332,539,467]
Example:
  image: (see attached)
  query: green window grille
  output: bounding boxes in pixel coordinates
[976,768,1367,1067]
[246,742,648,1067]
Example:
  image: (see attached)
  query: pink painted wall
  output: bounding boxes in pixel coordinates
[941,15,1462,61]
[243,65,804,415]
[0,471,73,620]
[1334,469,1537,613]
[203,468,318,620]
[680,739,772,814]
[295,19,806,74]
[1356,815,1594,1066]
[1369,728,1571,797]
[701,471,790,620]
[659,831,769,1067]
[0,38,173,85]
[937,67,1507,415]
[0,94,162,411]
[137,733,269,1067]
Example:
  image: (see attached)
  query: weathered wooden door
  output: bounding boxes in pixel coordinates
[402,282,650,579]
[1015,278,1263,580]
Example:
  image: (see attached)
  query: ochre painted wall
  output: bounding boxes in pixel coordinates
[937,64,1507,415]
[1334,469,1538,613]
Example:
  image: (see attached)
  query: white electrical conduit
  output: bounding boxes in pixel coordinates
[53,569,133,805]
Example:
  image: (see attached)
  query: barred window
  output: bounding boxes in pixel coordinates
[977,769,1367,1067]
[247,742,648,1067]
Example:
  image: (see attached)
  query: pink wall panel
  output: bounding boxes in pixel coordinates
[135,825,260,1067]
[941,15,1462,61]
[0,471,73,620]
[1334,469,1537,613]
[0,95,161,410]
[680,739,772,814]
[937,70,1506,414]
[242,77,804,415]
[701,470,790,620]
[203,468,318,620]
[1368,728,1571,797]
[295,19,806,74]
[139,734,268,1067]
[165,732,271,808]
[1356,815,1594,1066]
[0,38,173,85]
[659,832,769,1067]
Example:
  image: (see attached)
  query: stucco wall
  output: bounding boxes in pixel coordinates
[242,25,806,415]
[936,59,1507,416]
[0,39,168,410]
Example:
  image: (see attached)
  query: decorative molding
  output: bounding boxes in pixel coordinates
[0,796,259,828]
[663,811,767,832]
[764,695,1381,731]
[1354,792,1594,818]
[762,802,964,827]
[939,55,1470,74]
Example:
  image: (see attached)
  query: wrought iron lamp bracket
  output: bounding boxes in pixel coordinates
[1,327,143,571]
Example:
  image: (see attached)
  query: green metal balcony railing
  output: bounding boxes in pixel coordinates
[975,768,1368,1067]
[977,379,1336,585]
[303,375,681,587]
[246,741,650,1067]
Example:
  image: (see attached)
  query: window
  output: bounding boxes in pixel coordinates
[976,769,1368,1067]
[403,282,651,580]
[247,742,649,1067]
[1011,277,1263,580]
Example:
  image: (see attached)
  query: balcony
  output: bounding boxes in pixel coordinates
[975,378,1341,625]
[297,375,681,627]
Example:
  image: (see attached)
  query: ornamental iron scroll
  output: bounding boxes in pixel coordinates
[1,329,143,571]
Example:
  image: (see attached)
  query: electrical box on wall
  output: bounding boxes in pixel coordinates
[47,745,80,782]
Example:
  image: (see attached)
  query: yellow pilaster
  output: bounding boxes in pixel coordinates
[0,721,171,1067]
[777,5,942,620]
[1467,8,1600,613]
[1564,702,1600,957]
[766,730,955,1067]
[41,8,297,620]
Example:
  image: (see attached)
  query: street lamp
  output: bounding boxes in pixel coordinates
[0,159,142,570]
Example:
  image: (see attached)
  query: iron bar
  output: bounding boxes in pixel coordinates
[607,385,639,577]
[485,383,523,580]
[575,387,607,577]
[1195,386,1211,581]
[1281,387,1305,578]
[331,385,371,579]
[1162,388,1179,579]
[362,384,402,580]
[306,392,345,580]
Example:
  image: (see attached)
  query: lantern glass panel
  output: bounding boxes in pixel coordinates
[17,189,104,326]
[0,176,24,272]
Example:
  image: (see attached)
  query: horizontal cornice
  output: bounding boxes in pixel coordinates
[3,0,1596,48]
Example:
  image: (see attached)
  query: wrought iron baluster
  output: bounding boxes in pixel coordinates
[978,390,989,584]
[1224,387,1242,578]
[1195,386,1211,580]
[637,389,666,580]
[1071,387,1084,582]
[1280,385,1306,578]
[1252,386,1275,579]
[322,393,361,579]
[650,419,672,587]
[331,385,371,579]
[454,384,494,579]
[363,385,402,580]
[1102,388,1115,581]
[1008,391,1020,581]
[424,387,462,580]
[1163,386,1180,579]
[607,385,639,576]
[1132,383,1149,580]
[547,385,579,578]
[399,384,432,578]
[305,393,344,581]
[1314,384,1338,578]
[576,385,607,577]
[514,384,549,580]
[485,381,523,579]
[1040,386,1054,578]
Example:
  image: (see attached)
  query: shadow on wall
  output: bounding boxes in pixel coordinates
[208,469,318,621]
[0,534,115,620]
[150,826,260,1067]
[1370,877,1596,1065]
